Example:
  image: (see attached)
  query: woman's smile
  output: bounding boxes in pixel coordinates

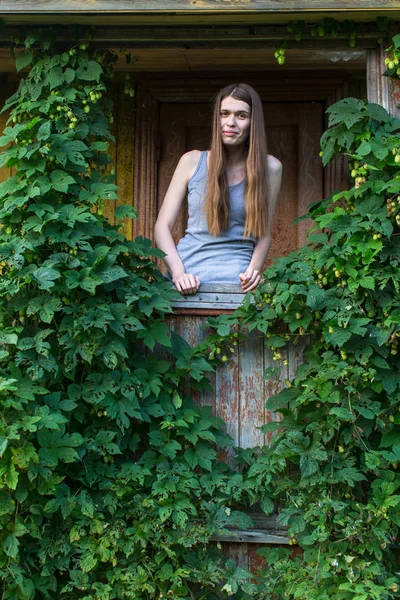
[220,96,251,146]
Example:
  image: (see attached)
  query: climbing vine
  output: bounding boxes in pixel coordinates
[0,21,400,600]
[0,32,256,600]
[199,97,400,598]
[274,16,400,77]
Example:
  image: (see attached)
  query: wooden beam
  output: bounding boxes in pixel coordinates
[0,24,381,47]
[0,24,382,45]
[133,83,159,242]
[0,1,399,12]
[0,47,367,75]
[2,13,400,27]
[171,284,247,310]
[211,528,289,544]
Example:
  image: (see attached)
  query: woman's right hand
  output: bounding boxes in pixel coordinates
[172,273,200,295]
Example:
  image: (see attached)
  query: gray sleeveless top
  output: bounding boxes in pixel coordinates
[175,151,256,284]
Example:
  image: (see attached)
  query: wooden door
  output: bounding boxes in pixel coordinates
[157,101,323,266]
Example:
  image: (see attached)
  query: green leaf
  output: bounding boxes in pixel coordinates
[91,182,118,200]
[80,552,98,573]
[172,392,182,409]
[300,454,319,477]
[32,266,61,291]
[260,496,275,515]
[265,388,300,411]
[48,66,64,90]
[364,103,390,123]
[64,67,75,83]
[76,61,102,81]
[3,533,19,558]
[37,429,83,467]
[115,205,137,220]
[265,335,287,348]
[37,120,52,141]
[5,464,18,489]
[16,49,33,72]
[329,406,356,421]
[325,327,352,347]
[359,276,375,290]
[392,33,400,49]
[0,436,8,457]
[96,265,128,284]
[50,169,76,192]
[141,322,172,351]
[356,141,371,156]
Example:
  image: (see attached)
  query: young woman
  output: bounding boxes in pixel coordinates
[154,83,282,295]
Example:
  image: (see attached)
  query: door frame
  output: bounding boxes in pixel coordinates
[133,70,364,242]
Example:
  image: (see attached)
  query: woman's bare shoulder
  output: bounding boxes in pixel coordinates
[176,150,203,180]
[267,154,283,174]
[179,149,202,168]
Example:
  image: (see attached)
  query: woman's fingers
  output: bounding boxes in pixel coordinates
[242,274,261,291]
[240,268,261,291]
[172,273,200,295]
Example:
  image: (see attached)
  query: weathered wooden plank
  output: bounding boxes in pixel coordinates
[223,542,249,573]
[0,1,398,13]
[171,285,247,309]
[0,49,367,75]
[0,25,381,45]
[102,81,118,225]
[130,71,366,102]
[239,330,265,448]
[212,512,289,543]
[133,83,159,241]
[172,300,245,310]
[367,40,400,118]
[288,335,310,381]
[213,529,289,544]
[324,81,351,198]
[263,344,286,443]
[295,102,324,247]
[215,344,240,450]
[0,77,13,185]
[177,284,243,294]
[115,80,135,239]
[1,17,399,34]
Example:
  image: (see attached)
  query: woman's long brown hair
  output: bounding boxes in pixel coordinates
[205,83,270,238]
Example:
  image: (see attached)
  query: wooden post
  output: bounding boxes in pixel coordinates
[133,83,159,241]
[367,42,400,119]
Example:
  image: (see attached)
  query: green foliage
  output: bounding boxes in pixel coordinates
[276,19,400,77]
[202,98,400,598]
[0,34,253,599]
[2,27,400,600]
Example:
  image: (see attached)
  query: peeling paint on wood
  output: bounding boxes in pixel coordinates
[367,40,400,118]
[0,1,399,13]
[168,305,308,451]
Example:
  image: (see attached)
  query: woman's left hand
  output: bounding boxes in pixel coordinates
[239,267,261,292]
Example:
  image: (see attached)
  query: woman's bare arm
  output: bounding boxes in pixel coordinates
[154,150,201,295]
[239,155,283,292]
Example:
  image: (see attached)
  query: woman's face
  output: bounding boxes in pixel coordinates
[220,96,251,147]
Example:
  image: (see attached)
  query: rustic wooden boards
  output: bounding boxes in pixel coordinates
[168,304,307,450]
[367,40,400,118]
[167,294,308,545]
[171,284,247,310]
[0,1,399,13]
